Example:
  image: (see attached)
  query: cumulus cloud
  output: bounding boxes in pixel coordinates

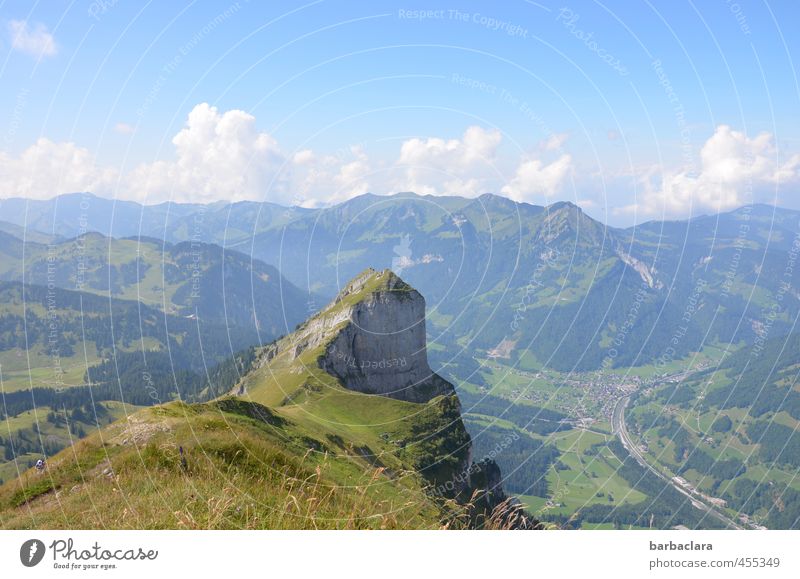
[501,154,572,202]
[0,104,368,206]
[631,125,800,216]
[0,138,115,199]
[392,127,574,201]
[290,145,374,207]
[128,103,285,203]
[392,126,502,197]
[292,149,315,165]
[8,20,57,58]
[397,125,501,169]
[332,145,372,200]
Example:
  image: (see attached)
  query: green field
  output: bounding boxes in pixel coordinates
[518,428,647,520]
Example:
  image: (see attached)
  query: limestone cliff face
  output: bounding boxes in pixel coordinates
[282,268,454,403]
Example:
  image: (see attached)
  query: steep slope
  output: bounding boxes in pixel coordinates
[0,228,311,481]
[0,222,58,246]
[239,268,516,511]
[0,269,534,529]
[0,280,263,483]
[0,399,446,529]
[0,280,250,387]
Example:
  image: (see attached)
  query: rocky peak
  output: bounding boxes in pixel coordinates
[270,268,454,403]
[334,266,413,298]
[250,267,536,526]
[537,200,607,246]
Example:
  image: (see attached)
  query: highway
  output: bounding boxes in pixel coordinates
[611,395,743,530]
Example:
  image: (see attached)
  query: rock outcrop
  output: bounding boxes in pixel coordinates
[254,267,538,527]
[275,268,454,403]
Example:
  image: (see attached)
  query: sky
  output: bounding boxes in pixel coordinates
[0,0,799,225]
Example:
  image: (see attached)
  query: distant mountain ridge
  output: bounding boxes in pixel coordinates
[0,192,309,241]
[0,228,310,338]
[1,191,793,242]
[2,192,798,373]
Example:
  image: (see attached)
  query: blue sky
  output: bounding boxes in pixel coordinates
[1,0,799,224]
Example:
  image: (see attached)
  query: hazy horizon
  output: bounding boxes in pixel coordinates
[0,188,793,230]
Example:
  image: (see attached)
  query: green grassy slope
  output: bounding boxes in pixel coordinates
[0,399,454,529]
[0,269,525,530]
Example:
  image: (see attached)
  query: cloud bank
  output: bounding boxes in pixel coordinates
[0,103,573,206]
[631,125,800,216]
[1,104,796,216]
[0,138,114,199]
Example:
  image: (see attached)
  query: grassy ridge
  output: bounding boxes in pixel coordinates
[0,400,449,529]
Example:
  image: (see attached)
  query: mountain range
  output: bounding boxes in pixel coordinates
[1,191,798,528]
[3,192,798,373]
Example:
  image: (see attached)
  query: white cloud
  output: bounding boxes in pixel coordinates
[128,103,286,203]
[0,138,115,199]
[630,125,800,216]
[397,125,501,169]
[0,104,363,206]
[114,122,135,135]
[390,127,573,201]
[332,145,372,200]
[290,127,513,203]
[289,145,375,207]
[495,133,574,203]
[127,106,517,206]
[292,149,315,165]
[8,20,57,58]
[501,154,572,202]
[392,126,503,197]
